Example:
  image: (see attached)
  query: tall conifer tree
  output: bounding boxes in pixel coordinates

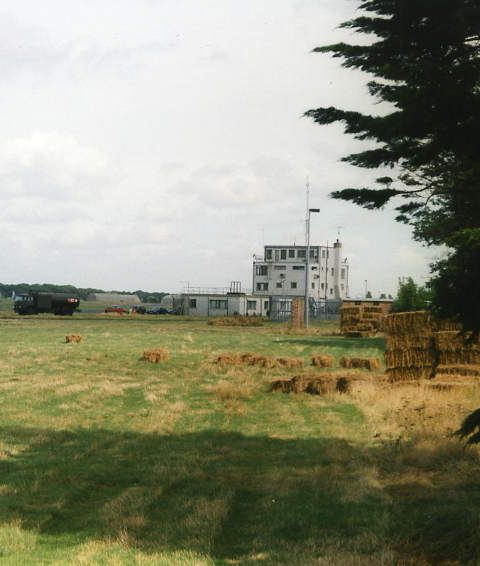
[306,0,480,337]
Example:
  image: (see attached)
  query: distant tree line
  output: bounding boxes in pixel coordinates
[0,284,167,304]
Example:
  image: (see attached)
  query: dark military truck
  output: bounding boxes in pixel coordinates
[14,292,80,316]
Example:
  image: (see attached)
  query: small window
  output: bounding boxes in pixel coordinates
[341,268,346,280]
[247,300,257,310]
[297,249,306,258]
[264,300,269,309]
[330,288,333,295]
[266,249,272,260]
[274,265,285,270]
[291,282,297,289]
[189,299,197,308]
[209,299,227,309]
[331,268,334,276]
[276,282,282,288]
[311,282,315,289]
[321,283,324,290]
[292,265,305,271]
[256,265,267,276]
[311,266,318,270]
[280,249,287,260]
[309,249,315,258]
[256,282,268,291]
[288,249,295,258]
[322,249,326,258]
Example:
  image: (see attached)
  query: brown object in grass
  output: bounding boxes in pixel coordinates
[214,352,303,369]
[208,316,265,327]
[311,355,333,368]
[215,353,242,364]
[269,372,358,395]
[340,357,380,371]
[290,298,305,329]
[276,357,304,369]
[142,348,170,363]
[435,364,480,377]
[65,334,83,343]
[250,355,277,369]
[269,378,295,393]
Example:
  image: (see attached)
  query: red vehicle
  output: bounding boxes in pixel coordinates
[104,305,129,314]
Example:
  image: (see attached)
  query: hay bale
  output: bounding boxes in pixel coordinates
[208,316,265,327]
[269,371,380,395]
[269,378,294,393]
[311,355,334,368]
[386,366,434,381]
[239,352,256,363]
[250,355,277,369]
[65,334,83,343]
[383,311,434,334]
[142,348,170,363]
[435,364,480,377]
[291,298,305,329]
[385,349,435,368]
[215,353,242,364]
[276,357,304,369]
[339,357,380,370]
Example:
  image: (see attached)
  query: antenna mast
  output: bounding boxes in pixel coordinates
[305,177,310,245]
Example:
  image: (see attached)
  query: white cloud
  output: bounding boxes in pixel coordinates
[0,1,434,293]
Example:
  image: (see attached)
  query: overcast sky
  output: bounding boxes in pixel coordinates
[1,0,437,296]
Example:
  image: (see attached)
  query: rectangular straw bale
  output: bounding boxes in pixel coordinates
[269,378,294,393]
[215,352,242,364]
[340,357,381,370]
[385,348,435,369]
[143,348,170,363]
[249,355,277,369]
[363,307,383,314]
[311,355,334,368]
[434,331,479,351]
[435,364,480,377]
[340,307,361,316]
[65,334,83,343]
[387,366,434,381]
[434,319,462,332]
[386,334,433,351]
[438,351,480,365]
[383,311,433,334]
[276,357,304,369]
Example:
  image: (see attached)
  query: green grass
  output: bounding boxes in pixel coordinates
[0,312,477,564]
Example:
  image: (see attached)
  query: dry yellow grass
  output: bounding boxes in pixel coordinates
[348,377,480,444]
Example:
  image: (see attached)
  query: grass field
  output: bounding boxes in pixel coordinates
[0,309,478,565]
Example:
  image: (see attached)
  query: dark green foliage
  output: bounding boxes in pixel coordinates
[306,0,480,336]
[0,283,167,303]
[455,408,480,444]
[391,277,432,313]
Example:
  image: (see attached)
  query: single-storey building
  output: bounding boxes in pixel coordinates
[86,292,141,305]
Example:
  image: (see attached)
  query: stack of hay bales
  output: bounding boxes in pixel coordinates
[434,330,480,378]
[384,311,480,381]
[291,298,304,329]
[340,300,392,337]
[384,311,436,381]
